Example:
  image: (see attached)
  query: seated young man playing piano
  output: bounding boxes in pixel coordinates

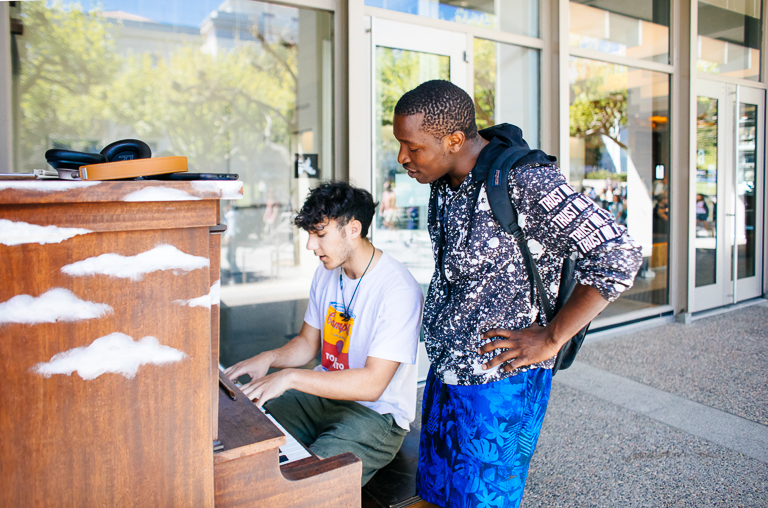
[225,181,424,486]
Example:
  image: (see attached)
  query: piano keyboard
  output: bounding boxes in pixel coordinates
[258,406,312,465]
[219,365,311,466]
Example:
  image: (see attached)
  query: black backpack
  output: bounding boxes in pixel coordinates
[451,145,589,375]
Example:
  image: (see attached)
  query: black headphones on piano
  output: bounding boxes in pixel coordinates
[45,139,152,170]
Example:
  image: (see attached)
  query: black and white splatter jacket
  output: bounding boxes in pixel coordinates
[423,124,642,386]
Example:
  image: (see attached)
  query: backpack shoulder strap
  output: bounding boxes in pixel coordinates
[485,147,555,322]
[484,146,529,234]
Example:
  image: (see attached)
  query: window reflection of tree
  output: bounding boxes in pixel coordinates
[569,63,630,230]
[375,48,449,233]
[570,60,670,307]
[14,2,301,176]
[15,1,321,284]
[696,98,718,239]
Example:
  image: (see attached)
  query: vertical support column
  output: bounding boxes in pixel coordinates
[335,0,349,181]
[540,0,560,157]
[347,0,370,189]
[763,0,768,84]
[558,0,570,175]
[0,3,13,172]
[762,0,768,297]
[680,0,697,321]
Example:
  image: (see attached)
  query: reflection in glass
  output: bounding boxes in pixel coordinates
[569,58,670,315]
[473,39,540,146]
[365,0,539,37]
[737,103,757,279]
[695,97,718,287]
[374,47,449,285]
[697,0,763,81]
[569,0,670,64]
[10,1,334,367]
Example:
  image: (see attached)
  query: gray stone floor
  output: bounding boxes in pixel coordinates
[523,301,768,508]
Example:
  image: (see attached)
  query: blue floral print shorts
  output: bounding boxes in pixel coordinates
[416,366,552,508]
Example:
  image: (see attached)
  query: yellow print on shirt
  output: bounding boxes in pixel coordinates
[322,303,353,371]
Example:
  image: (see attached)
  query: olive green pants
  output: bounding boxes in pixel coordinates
[264,389,407,486]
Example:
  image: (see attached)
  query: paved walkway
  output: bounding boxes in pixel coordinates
[523,300,768,507]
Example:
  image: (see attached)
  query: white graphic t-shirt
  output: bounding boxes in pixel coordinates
[304,251,424,430]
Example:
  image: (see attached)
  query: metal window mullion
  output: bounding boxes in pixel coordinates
[0,3,12,172]
[764,0,768,83]
[688,0,700,315]
[695,71,768,89]
[363,5,545,50]
[466,32,475,100]
[268,0,337,11]
[568,47,674,74]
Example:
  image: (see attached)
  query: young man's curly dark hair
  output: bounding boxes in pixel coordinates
[394,79,478,140]
[294,181,378,238]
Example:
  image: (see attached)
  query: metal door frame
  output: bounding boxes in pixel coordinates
[369,17,468,381]
[692,80,765,312]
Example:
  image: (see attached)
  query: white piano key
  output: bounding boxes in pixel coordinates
[259,406,311,465]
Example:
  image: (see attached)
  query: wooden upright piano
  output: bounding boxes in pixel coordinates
[0,179,361,507]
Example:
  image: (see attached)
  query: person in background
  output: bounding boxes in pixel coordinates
[609,194,626,225]
[380,180,398,229]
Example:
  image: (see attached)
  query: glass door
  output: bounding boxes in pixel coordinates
[693,81,764,312]
[733,87,765,302]
[371,18,467,380]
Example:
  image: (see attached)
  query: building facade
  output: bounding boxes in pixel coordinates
[1,0,765,380]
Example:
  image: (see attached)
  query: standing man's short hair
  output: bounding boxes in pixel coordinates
[294,181,378,237]
[394,79,478,140]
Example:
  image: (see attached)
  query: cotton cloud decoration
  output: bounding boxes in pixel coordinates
[174,279,220,308]
[31,333,187,380]
[61,244,209,281]
[122,187,201,202]
[0,219,92,246]
[0,181,100,192]
[0,288,112,325]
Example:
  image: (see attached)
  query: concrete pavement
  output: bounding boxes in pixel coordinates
[523,300,768,507]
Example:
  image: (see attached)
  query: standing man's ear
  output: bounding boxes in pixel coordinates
[445,130,467,154]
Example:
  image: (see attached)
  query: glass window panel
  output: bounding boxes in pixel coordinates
[373,47,449,287]
[569,0,670,64]
[569,58,670,316]
[697,0,763,81]
[695,97,718,287]
[365,0,539,37]
[474,38,540,147]
[11,1,334,367]
[737,102,757,279]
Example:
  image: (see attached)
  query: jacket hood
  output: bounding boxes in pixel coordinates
[478,123,556,167]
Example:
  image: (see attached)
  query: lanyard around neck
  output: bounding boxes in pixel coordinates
[339,244,376,321]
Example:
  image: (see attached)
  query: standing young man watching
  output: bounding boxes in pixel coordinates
[393,80,642,507]
[225,181,424,486]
